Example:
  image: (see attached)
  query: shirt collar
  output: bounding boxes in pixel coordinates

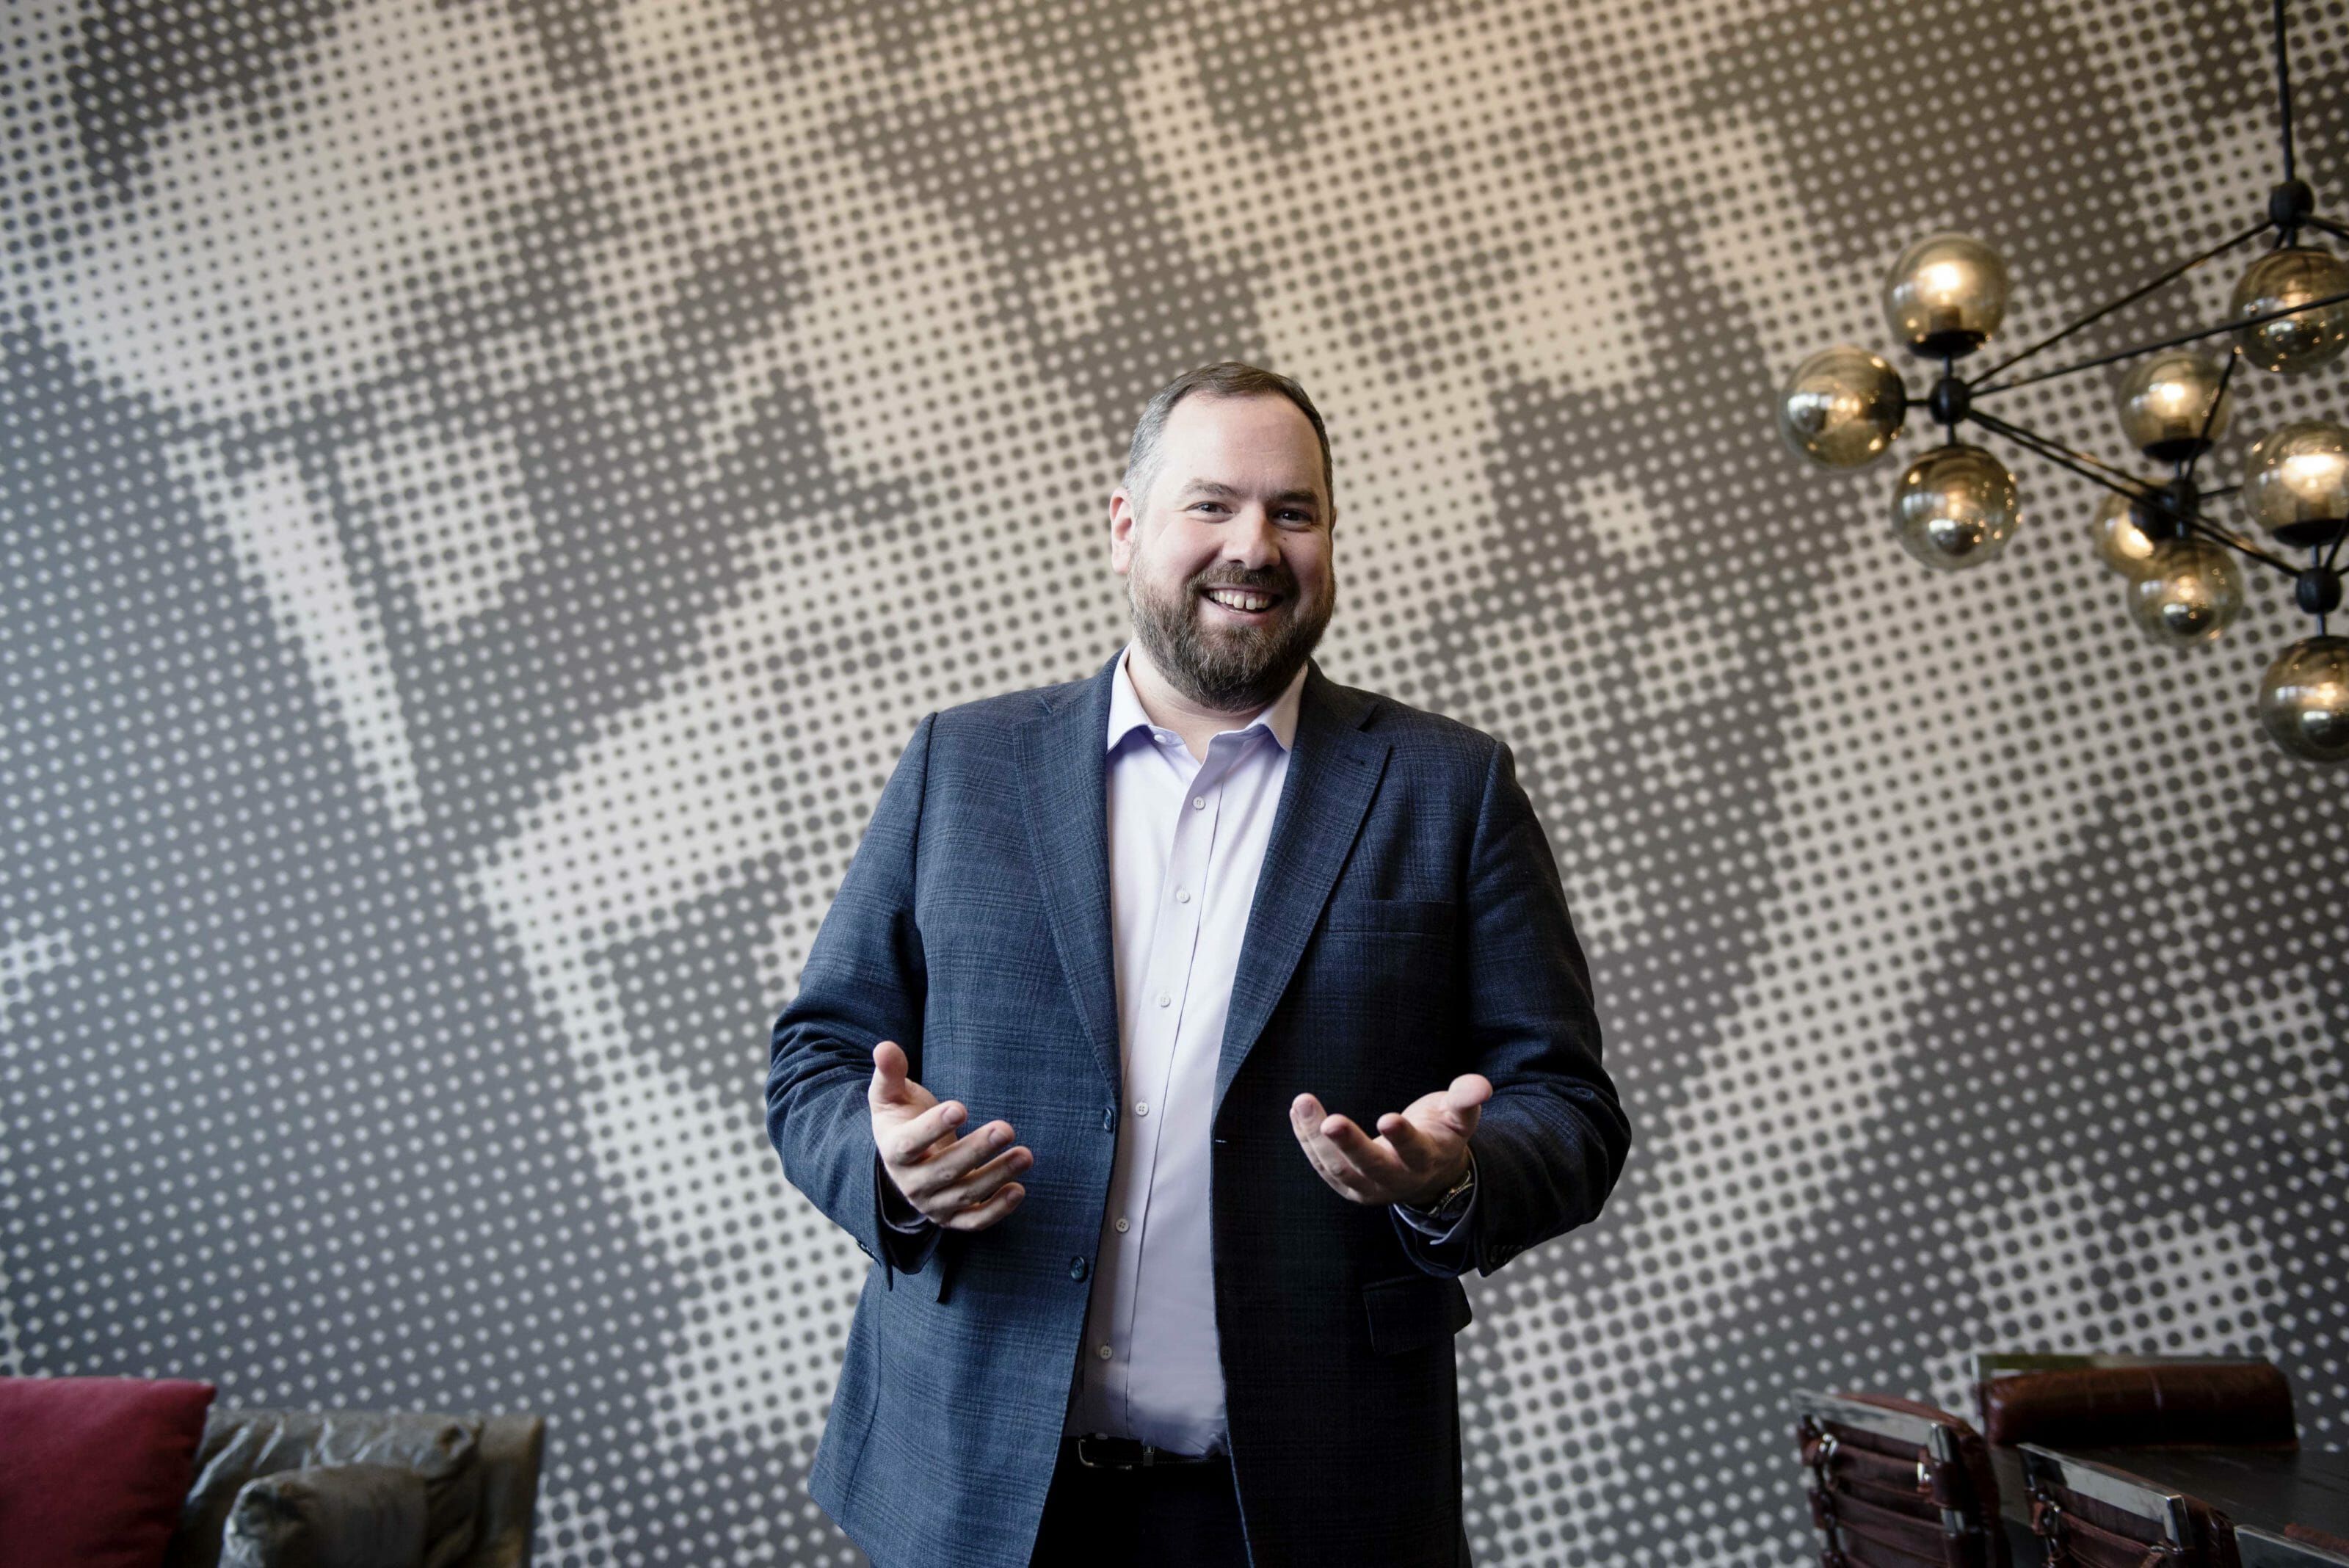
[1106,642,1307,755]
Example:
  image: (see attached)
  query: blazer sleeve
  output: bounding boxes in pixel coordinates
[1415,737,1633,1280]
[766,711,943,1287]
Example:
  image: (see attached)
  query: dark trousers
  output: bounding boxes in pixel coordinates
[1027,1439,1250,1568]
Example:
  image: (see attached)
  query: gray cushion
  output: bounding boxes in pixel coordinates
[219,1464,426,1568]
[169,1413,482,1568]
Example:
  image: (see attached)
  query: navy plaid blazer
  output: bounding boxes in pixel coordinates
[766,649,1632,1568]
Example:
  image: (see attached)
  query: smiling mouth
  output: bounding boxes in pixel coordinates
[1199,586,1284,616]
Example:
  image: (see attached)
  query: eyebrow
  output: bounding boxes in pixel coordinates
[1178,479,1323,509]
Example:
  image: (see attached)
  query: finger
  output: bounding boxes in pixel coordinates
[1378,1111,1439,1166]
[899,1120,1018,1196]
[1289,1095,1361,1199]
[1319,1113,1412,1191]
[926,1141,1035,1211]
[883,1099,969,1164]
[941,1179,1026,1232]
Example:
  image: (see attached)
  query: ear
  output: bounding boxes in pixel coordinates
[1108,487,1141,576]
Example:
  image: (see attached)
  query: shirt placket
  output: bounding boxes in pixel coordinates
[1105,736,1234,1426]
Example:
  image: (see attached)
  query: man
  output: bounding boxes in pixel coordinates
[766,361,1632,1568]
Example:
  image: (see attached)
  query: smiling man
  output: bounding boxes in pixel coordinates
[766,360,1633,1568]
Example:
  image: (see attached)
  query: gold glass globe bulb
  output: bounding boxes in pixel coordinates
[1883,233,2011,358]
[2115,349,2233,462]
[2088,489,2158,576]
[2229,245,2349,373]
[2125,537,2245,646]
[1891,443,2019,569]
[1778,346,1909,468]
[2242,419,2349,548]
[2258,635,2349,763]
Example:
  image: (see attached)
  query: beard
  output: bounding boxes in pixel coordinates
[1128,559,1334,714]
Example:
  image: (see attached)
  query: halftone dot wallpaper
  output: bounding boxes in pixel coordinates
[3,0,2344,1562]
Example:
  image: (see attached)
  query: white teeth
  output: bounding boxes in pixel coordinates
[1206,589,1274,611]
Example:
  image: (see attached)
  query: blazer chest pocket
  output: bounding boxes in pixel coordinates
[1324,897,1456,937]
[1362,1272,1474,1356]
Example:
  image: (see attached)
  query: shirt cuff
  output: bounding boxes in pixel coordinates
[876,1152,937,1235]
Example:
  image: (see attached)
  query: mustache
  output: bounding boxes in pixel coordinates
[1190,565,1296,596]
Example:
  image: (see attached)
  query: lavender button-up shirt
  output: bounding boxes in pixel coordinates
[1059,645,1474,1455]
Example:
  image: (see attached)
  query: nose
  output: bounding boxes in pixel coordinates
[1223,504,1282,570]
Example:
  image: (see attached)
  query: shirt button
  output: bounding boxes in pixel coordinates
[1070,1255,1090,1281]
[1097,1343,1113,1360]
[1115,1216,1130,1233]
[1134,1101,1150,1118]
[1155,992,1171,1008]
[1174,887,1191,904]
[1191,796,1206,810]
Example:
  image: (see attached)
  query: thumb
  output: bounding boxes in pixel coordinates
[1445,1072,1492,1131]
[869,1039,913,1110]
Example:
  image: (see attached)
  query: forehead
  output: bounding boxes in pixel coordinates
[1165,392,1315,453]
[1158,394,1324,482]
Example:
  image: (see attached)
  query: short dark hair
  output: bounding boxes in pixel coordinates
[1121,361,1334,515]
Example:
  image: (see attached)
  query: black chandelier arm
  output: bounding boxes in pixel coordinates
[1965,408,2157,496]
[2305,214,2349,244]
[1969,286,2349,395]
[1964,221,2272,389]
[2182,345,2240,484]
[2182,518,2303,578]
[1964,409,2304,578]
[2273,0,2298,188]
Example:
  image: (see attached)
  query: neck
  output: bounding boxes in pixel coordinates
[1124,639,1271,762]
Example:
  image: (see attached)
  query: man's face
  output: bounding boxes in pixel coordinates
[1110,392,1337,711]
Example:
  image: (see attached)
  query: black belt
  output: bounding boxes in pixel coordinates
[1064,1434,1224,1471]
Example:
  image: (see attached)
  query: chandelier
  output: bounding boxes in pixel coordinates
[1777,0,2348,764]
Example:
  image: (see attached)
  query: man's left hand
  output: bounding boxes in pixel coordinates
[1290,1074,1492,1208]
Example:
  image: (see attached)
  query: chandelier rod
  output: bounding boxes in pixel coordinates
[1967,407,2306,577]
[1963,407,2154,495]
[2308,215,2349,244]
[2180,344,2241,485]
[1971,287,2349,395]
[2273,0,2298,189]
[1965,222,2270,389]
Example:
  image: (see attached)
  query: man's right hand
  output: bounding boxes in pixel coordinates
[869,1039,1031,1230]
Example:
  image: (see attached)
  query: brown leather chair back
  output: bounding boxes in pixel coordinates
[2019,1445,2237,1568]
[1794,1390,2010,1568]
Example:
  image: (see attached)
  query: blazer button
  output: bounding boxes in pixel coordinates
[1103,1106,1116,1133]
[1070,1256,1090,1282]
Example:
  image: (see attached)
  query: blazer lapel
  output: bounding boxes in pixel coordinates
[1214,662,1390,1123]
[1013,654,1125,1098]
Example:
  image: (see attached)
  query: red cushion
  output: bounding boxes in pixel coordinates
[0,1376,217,1568]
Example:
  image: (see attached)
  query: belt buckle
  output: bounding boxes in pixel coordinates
[1075,1434,1194,1470]
[1075,1434,1141,1470]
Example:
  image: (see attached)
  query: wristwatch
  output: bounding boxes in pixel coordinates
[1404,1155,1477,1221]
